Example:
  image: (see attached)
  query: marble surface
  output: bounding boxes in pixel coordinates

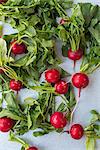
[0,0,100,150]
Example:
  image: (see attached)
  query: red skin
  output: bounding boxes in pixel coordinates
[70,124,84,140]
[45,69,60,84]
[60,19,65,25]
[55,80,69,94]
[10,79,23,91]
[11,40,26,55]
[0,0,7,4]
[67,48,83,61]
[72,73,89,97]
[50,112,67,129]
[0,69,4,74]
[72,73,89,89]
[27,147,38,150]
[0,117,14,132]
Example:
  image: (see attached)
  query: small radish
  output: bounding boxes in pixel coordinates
[45,69,60,84]
[67,48,83,68]
[0,117,15,132]
[70,124,84,140]
[60,19,65,25]
[50,112,67,129]
[11,40,26,55]
[0,0,7,4]
[55,80,69,94]
[10,79,23,91]
[27,147,38,150]
[72,73,89,97]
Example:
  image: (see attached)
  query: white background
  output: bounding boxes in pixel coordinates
[0,0,100,150]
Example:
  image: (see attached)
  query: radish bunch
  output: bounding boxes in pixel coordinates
[50,112,84,140]
[45,69,87,141]
[45,69,69,94]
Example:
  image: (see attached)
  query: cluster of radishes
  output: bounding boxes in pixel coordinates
[0,39,26,91]
[0,40,88,147]
[0,40,27,91]
[45,69,69,94]
[8,40,27,92]
[45,69,88,140]
[50,112,84,140]
[45,68,89,97]
[0,40,38,149]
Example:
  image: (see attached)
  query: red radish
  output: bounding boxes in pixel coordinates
[27,147,38,150]
[0,117,14,132]
[70,124,84,140]
[55,80,69,94]
[60,19,65,25]
[11,40,26,55]
[67,48,83,67]
[72,73,89,97]
[10,79,23,91]
[50,112,67,129]
[0,0,7,4]
[45,69,60,84]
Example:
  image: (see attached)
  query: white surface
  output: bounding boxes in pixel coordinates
[0,21,18,35]
[0,0,100,150]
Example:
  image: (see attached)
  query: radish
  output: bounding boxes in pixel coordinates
[27,147,38,150]
[72,73,89,97]
[10,79,23,92]
[55,80,69,94]
[0,117,14,132]
[60,19,65,25]
[50,112,67,129]
[67,48,83,68]
[69,124,84,140]
[11,40,26,55]
[0,0,7,4]
[45,69,60,84]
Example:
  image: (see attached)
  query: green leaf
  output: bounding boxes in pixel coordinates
[79,3,99,27]
[24,97,39,106]
[0,25,3,35]
[89,27,100,44]
[9,131,29,148]
[5,92,18,108]
[27,111,32,129]
[29,15,40,26]
[91,46,100,56]
[0,109,24,121]
[58,26,67,42]
[90,110,100,123]
[0,38,13,66]
[42,39,53,48]
[25,26,36,37]
[33,130,48,137]
[26,55,36,66]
